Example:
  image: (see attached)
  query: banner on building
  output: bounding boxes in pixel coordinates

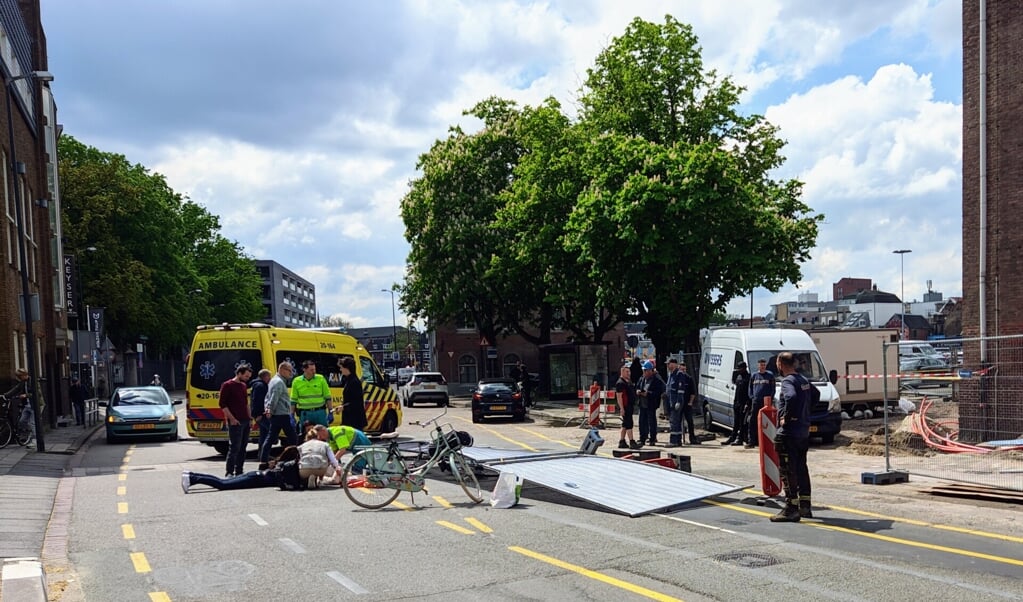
[89,307,105,353]
[64,254,77,317]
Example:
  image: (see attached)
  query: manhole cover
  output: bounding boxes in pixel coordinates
[713,552,785,569]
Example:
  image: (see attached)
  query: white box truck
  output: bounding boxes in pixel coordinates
[698,328,843,443]
[810,328,900,412]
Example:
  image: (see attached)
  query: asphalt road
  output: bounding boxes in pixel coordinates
[57,404,1023,601]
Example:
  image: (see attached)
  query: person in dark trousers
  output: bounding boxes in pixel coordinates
[614,366,640,449]
[746,358,775,449]
[260,362,298,469]
[517,361,534,408]
[676,362,698,445]
[250,368,272,465]
[69,376,89,426]
[770,351,813,522]
[182,447,300,493]
[665,359,685,446]
[629,357,642,385]
[723,362,751,445]
[339,357,368,431]
[219,364,253,477]
[635,361,664,446]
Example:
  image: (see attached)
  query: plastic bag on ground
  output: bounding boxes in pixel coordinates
[490,471,522,509]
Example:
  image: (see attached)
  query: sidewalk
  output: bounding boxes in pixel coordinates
[0,420,101,602]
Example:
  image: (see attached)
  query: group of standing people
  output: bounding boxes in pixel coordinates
[217,356,368,478]
[613,357,696,449]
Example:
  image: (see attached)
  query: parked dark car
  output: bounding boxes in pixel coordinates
[471,378,525,423]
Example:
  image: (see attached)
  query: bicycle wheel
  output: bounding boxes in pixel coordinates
[0,421,12,448]
[450,451,483,504]
[342,448,402,509]
[15,424,33,447]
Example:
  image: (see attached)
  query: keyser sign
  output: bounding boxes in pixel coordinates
[64,254,77,317]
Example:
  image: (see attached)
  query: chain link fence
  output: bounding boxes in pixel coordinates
[884,334,1023,491]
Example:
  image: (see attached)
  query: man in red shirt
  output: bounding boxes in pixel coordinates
[219,364,253,477]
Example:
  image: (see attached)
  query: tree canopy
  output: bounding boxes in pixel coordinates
[401,15,821,361]
[59,135,263,354]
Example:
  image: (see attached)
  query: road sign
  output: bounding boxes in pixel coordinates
[487,347,497,359]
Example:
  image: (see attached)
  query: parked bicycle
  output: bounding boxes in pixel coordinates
[0,394,35,448]
[341,408,483,509]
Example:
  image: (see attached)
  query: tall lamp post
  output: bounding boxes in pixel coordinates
[381,288,397,367]
[7,69,54,452]
[893,249,912,339]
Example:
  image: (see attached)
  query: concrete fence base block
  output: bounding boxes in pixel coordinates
[2,557,46,602]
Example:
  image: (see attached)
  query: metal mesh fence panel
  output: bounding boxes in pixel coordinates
[885,335,1023,491]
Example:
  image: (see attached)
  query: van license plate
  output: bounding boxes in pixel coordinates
[809,426,818,433]
[196,421,222,430]
[132,424,155,430]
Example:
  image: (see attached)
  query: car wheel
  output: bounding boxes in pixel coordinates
[471,414,482,424]
[515,412,526,422]
[821,434,836,445]
[703,402,713,431]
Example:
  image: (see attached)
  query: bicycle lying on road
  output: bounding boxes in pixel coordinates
[341,407,483,509]
[0,394,35,448]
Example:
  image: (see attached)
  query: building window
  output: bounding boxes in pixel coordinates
[503,354,520,378]
[455,310,475,331]
[458,354,477,384]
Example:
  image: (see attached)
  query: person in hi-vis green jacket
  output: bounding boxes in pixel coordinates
[290,360,332,431]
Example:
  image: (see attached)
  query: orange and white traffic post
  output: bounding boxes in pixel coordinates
[758,400,782,497]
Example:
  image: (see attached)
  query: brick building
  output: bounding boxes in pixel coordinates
[1,0,64,422]
[961,0,1022,441]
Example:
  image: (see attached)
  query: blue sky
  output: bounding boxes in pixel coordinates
[42,0,963,328]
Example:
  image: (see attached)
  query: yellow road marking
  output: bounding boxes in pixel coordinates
[118,474,127,481]
[117,502,128,514]
[465,517,493,533]
[513,427,576,448]
[509,546,683,602]
[704,499,1023,566]
[433,496,453,508]
[149,593,171,602]
[121,457,131,465]
[454,417,538,451]
[436,520,476,535]
[391,501,414,511]
[130,552,151,573]
[121,524,135,539]
[740,487,1023,544]
[125,449,133,456]
[117,486,126,496]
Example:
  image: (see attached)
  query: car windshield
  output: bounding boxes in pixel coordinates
[480,382,515,393]
[116,389,171,406]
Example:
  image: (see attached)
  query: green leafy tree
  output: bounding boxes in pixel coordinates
[59,136,262,354]
[567,16,820,364]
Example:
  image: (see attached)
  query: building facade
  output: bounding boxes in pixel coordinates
[1,0,64,422]
[961,0,1023,440]
[254,259,317,328]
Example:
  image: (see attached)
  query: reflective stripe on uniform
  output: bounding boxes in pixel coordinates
[291,375,331,410]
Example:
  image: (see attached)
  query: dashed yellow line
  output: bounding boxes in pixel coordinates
[465,517,492,533]
[118,473,127,481]
[391,501,414,511]
[149,593,171,602]
[454,417,539,451]
[513,427,576,448]
[436,520,476,535]
[130,552,151,573]
[704,499,1023,567]
[433,496,453,508]
[121,524,135,539]
[125,449,134,456]
[509,546,683,602]
[117,502,128,514]
[117,486,126,496]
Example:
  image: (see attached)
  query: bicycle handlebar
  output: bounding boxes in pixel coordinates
[408,405,448,428]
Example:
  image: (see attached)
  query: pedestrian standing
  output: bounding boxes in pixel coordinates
[665,359,684,446]
[770,351,813,522]
[69,376,88,426]
[259,362,298,469]
[635,361,664,446]
[629,357,642,385]
[677,362,698,445]
[219,364,253,477]
[519,362,534,408]
[746,358,775,449]
[290,360,332,428]
[150,374,163,387]
[614,366,640,449]
[250,368,272,464]
[339,357,368,431]
[723,362,751,446]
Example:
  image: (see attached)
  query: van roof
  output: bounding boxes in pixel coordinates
[704,328,815,349]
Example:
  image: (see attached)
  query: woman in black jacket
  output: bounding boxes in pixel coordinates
[339,357,368,431]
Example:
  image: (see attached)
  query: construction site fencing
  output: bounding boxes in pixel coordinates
[883,334,1023,492]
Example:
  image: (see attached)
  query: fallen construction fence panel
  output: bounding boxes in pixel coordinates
[883,334,1023,492]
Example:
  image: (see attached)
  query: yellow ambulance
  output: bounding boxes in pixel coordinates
[185,323,401,454]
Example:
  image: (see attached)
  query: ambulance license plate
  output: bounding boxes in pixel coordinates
[196,421,222,430]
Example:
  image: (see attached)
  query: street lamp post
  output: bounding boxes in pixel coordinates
[7,70,54,452]
[381,289,397,367]
[893,249,912,339]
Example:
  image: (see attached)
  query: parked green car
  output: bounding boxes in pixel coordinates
[100,386,181,444]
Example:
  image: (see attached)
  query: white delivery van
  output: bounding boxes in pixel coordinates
[698,328,843,443]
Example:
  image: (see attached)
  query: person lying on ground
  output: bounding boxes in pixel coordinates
[181,446,300,493]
